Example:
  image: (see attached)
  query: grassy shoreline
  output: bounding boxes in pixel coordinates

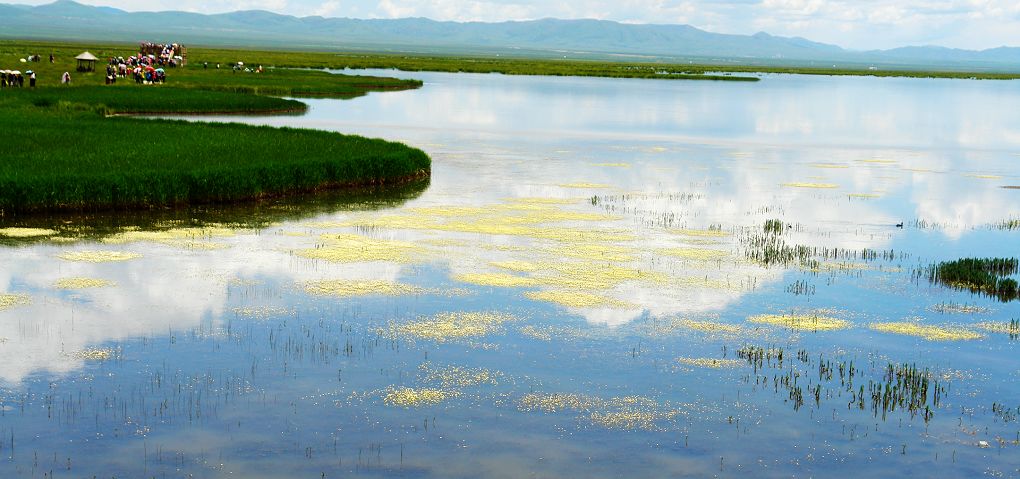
[0,41,431,216]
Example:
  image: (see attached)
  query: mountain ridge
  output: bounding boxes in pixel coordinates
[2,0,1017,70]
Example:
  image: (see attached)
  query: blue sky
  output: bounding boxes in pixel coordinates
[18,0,1020,50]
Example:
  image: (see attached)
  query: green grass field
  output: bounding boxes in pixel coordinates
[0,41,430,215]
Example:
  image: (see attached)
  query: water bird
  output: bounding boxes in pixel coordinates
[895,222,904,228]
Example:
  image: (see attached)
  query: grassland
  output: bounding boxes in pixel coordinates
[0,41,429,215]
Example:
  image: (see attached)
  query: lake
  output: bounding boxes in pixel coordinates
[1,70,1019,477]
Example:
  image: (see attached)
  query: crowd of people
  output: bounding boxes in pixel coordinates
[0,70,36,88]
[104,42,184,85]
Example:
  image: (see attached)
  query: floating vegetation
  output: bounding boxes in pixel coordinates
[420,363,498,388]
[558,183,611,189]
[303,280,427,297]
[781,182,839,189]
[808,163,850,169]
[998,219,1020,230]
[871,322,982,341]
[672,318,743,335]
[964,174,1003,179]
[490,260,540,272]
[68,348,117,361]
[0,293,30,311]
[551,243,635,262]
[748,313,850,331]
[924,257,1019,302]
[390,311,517,342]
[849,193,882,199]
[53,277,115,289]
[973,320,1019,340]
[676,357,744,368]
[519,393,592,413]
[231,306,294,320]
[454,272,539,288]
[859,159,897,164]
[519,325,553,341]
[539,261,665,291]
[671,228,729,238]
[519,393,681,431]
[296,233,422,263]
[0,227,57,238]
[660,247,730,261]
[591,162,630,168]
[57,250,141,263]
[524,290,632,309]
[382,387,454,408]
[102,226,236,250]
[929,302,989,314]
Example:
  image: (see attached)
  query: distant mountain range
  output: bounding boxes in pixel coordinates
[2,0,1019,70]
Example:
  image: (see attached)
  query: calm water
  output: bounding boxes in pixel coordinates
[1,71,1019,478]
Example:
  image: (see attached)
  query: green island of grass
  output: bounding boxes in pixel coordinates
[928,257,1020,302]
[0,41,429,215]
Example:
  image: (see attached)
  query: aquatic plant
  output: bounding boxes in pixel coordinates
[870,322,982,341]
[925,257,1019,301]
[53,277,115,289]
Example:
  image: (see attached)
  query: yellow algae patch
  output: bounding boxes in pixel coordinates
[965,174,1003,180]
[103,227,235,249]
[58,251,141,263]
[859,159,897,164]
[0,228,57,238]
[782,182,839,189]
[303,280,427,298]
[973,322,1019,336]
[454,272,539,288]
[660,247,730,261]
[558,183,611,189]
[390,311,516,342]
[676,357,744,368]
[491,260,541,273]
[507,197,581,206]
[519,393,593,413]
[519,325,553,341]
[540,262,666,290]
[748,314,850,331]
[421,364,497,388]
[871,322,982,341]
[422,238,469,247]
[809,163,850,169]
[296,233,421,263]
[69,348,116,361]
[0,294,30,311]
[551,243,635,262]
[383,387,455,407]
[903,167,938,173]
[53,278,115,290]
[849,193,882,199]
[524,290,633,309]
[670,228,730,238]
[592,162,631,168]
[674,319,742,335]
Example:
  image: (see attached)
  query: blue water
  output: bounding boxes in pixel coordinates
[1,70,1019,477]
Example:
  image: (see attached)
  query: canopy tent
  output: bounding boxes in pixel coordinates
[75,52,98,72]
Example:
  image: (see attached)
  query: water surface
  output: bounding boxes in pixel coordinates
[1,70,1019,478]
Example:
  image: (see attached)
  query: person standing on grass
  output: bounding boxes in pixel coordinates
[49,53,54,63]
[62,72,71,84]
[29,71,36,88]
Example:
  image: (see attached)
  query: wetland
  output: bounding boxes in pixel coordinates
[1,67,1019,477]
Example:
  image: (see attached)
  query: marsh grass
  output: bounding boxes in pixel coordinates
[925,258,1019,302]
